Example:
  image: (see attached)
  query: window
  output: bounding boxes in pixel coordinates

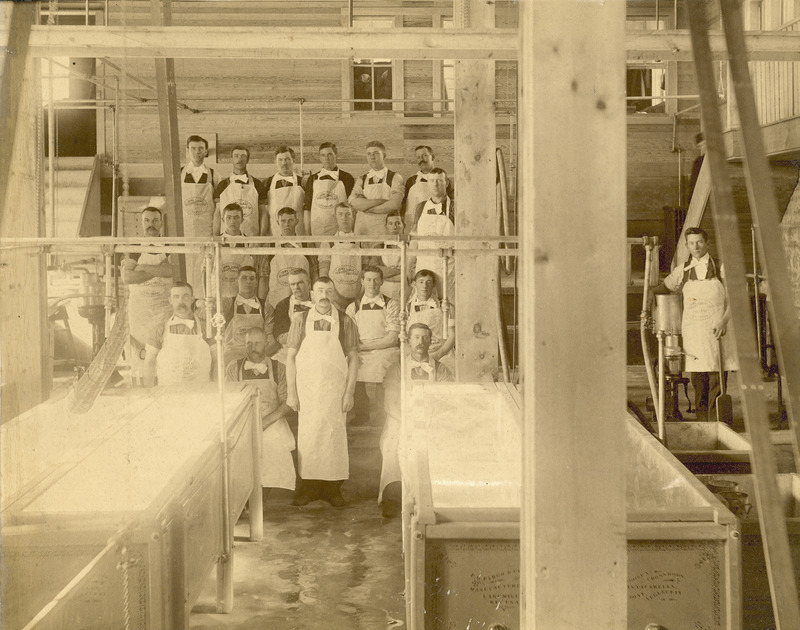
[442,19,455,112]
[351,19,394,111]
[626,18,668,113]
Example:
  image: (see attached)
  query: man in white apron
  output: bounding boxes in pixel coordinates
[265,146,306,237]
[143,281,212,387]
[662,228,738,421]
[406,269,455,371]
[206,203,256,300]
[221,266,279,365]
[402,145,454,234]
[261,207,314,308]
[381,322,452,517]
[348,140,404,236]
[302,142,355,239]
[122,207,175,385]
[274,269,313,347]
[180,135,217,294]
[345,266,401,426]
[286,277,360,507]
[408,168,456,302]
[213,146,268,238]
[225,327,296,492]
[318,202,364,308]
[374,211,408,302]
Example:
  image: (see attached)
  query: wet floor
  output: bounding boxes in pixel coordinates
[190,434,406,630]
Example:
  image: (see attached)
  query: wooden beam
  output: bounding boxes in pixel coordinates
[24,26,518,59]
[724,116,800,159]
[673,158,711,267]
[21,26,800,61]
[150,0,185,275]
[1,4,50,422]
[0,1,36,220]
[687,2,800,628]
[453,0,497,382]
[520,1,627,628]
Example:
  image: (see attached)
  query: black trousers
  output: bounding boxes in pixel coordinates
[691,371,728,421]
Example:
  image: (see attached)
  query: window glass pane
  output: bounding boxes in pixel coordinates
[374,65,393,110]
[353,65,374,111]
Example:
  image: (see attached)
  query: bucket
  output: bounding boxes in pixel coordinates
[654,293,682,334]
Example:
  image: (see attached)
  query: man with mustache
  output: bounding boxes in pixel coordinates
[285,276,360,507]
[143,281,212,387]
[379,322,452,517]
[121,206,174,386]
[402,145,453,233]
[273,268,314,348]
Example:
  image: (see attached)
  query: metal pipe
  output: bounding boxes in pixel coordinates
[85,0,89,25]
[111,78,119,238]
[48,58,56,239]
[348,0,353,28]
[205,248,213,338]
[99,58,157,93]
[675,102,701,117]
[298,99,304,174]
[440,252,449,342]
[657,331,667,444]
[640,238,660,432]
[752,224,763,363]
[104,247,113,338]
[496,257,510,382]
[656,0,660,29]
[213,240,233,612]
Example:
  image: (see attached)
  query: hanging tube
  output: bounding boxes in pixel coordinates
[104,246,114,339]
[640,238,660,431]
[48,59,56,239]
[657,331,667,444]
[496,256,510,383]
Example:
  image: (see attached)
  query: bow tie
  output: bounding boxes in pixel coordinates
[293,301,312,312]
[412,299,437,312]
[169,316,194,330]
[275,176,295,189]
[361,296,384,308]
[426,200,445,215]
[319,169,338,179]
[367,170,386,185]
[232,176,248,185]
[409,360,434,379]
[243,360,268,375]
[236,295,260,310]
[319,175,334,181]
[313,313,336,324]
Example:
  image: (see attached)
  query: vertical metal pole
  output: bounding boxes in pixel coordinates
[752,225,763,363]
[657,331,666,444]
[48,59,56,239]
[205,248,214,338]
[298,99,304,174]
[104,246,113,338]
[111,78,119,238]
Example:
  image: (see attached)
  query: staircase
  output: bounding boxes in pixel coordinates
[44,156,96,238]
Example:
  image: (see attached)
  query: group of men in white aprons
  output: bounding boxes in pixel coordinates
[124,136,460,514]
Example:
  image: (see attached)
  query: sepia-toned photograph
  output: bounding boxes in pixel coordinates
[1,1,800,628]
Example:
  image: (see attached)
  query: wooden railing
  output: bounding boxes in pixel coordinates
[743,18,800,127]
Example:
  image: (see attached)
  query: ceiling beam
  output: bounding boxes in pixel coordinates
[20,26,800,61]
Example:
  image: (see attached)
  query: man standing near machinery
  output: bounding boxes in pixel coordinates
[380,322,452,517]
[660,227,738,421]
[121,206,174,386]
[285,277,360,508]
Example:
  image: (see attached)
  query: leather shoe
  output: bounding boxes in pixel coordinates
[326,488,346,508]
[292,492,312,507]
[381,498,401,518]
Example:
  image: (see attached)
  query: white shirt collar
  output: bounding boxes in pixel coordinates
[361,293,385,307]
[309,307,336,323]
[687,252,711,269]
[167,314,195,329]
[235,295,260,310]
[275,173,296,183]
[289,295,313,310]
[367,167,388,182]
[230,172,249,183]
[187,163,209,179]
[415,171,432,181]
[410,295,438,308]
[319,168,339,178]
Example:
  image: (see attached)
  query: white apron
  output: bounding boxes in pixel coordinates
[414,198,456,299]
[379,360,436,502]
[127,253,173,349]
[327,239,362,300]
[181,165,215,293]
[310,174,348,237]
[295,312,349,480]
[212,249,254,299]
[237,361,296,490]
[219,175,261,238]
[407,300,447,356]
[682,277,739,372]
[404,174,431,228]
[223,300,266,364]
[353,301,400,383]
[267,175,306,236]
[355,173,394,236]
[156,317,212,386]
[268,245,310,308]
[380,244,406,302]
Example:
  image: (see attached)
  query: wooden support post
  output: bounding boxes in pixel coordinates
[0,2,49,422]
[519,2,627,628]
[453,0,497,382]
[719,0,800,472]
[686,2,800,628]
[150,0,185,280]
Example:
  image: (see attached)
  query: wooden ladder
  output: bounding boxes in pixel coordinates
[687,1,800,628]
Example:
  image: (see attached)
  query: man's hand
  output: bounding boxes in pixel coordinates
[712,322,728,339]
[287,393,299,412]
[341,391,354,413]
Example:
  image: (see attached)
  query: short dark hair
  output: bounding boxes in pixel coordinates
[312,276,335,290]
[231,145,250,160]
[319,142,338,154]
[277,206,297,217]
[414,268,437,283]
[429,167,447,176]
[386,210,403,224]
[172,280,193,295]
[245,326,268,340]
[685,227,708,241]
[141,206,162,217]
[275,146,295,159]
[408,322,432,337]
[222,202,244,217]
[186,135,208,149]
[238,265,258,276]
[335,202,353,212]
[361,265,384,281]
[366,140,386,154]
[288,268,310,279]
[415,145,434,156]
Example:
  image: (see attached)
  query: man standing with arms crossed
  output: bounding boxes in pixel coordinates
[285,277,360,507]
[349,141,404,236]
[303,142,355,238]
